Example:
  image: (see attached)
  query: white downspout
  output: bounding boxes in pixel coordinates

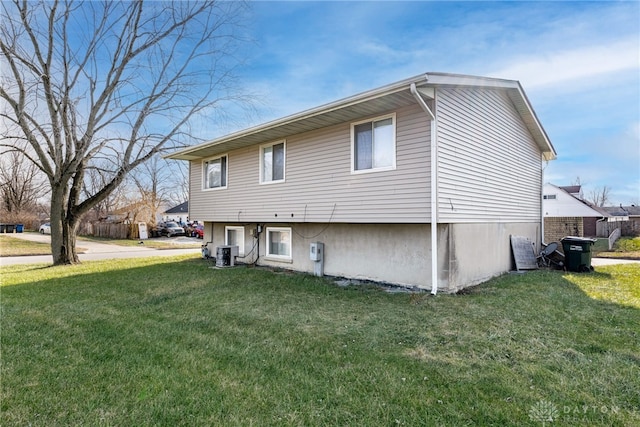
[410,83,435,121]
[410,83,438,295]
[541,154,548,245]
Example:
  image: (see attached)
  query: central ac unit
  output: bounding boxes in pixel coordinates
[215,245,239,267]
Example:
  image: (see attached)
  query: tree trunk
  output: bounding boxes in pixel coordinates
[50,184,80,265]
[58,219,80,265]
[2,1,254,266]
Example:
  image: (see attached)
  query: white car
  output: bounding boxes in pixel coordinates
[39,223,51,234]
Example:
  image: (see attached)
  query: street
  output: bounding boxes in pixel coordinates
[1,232,201,266]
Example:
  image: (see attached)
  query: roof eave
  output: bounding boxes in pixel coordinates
[165,73,430,161]
[425,73,556,160]
[166,72,556,161]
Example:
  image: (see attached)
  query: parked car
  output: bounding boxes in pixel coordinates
[39,223,51,234]
[192,224,204,239]
[157,221,185,237]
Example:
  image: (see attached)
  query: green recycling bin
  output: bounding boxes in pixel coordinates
[561,236,596,272]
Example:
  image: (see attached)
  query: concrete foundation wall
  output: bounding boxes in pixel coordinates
[442,222,540,292]
[205,222,433,289]
[203,221,541,292]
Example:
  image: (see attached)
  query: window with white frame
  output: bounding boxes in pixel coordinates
[260,141,285,183]
[266,227,291,259]
[203,155,227,190]
[352,114,396,172]
[225,226,245,256]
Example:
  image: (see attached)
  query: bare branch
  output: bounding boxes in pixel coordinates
[587,186,612,207]
[1,0,255,264]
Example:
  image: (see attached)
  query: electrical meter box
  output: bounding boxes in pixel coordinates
[310,242,324,261]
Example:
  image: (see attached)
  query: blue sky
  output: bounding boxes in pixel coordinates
[225,0,639,206]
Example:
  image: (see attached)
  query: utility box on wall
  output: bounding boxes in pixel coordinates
[310,242,324,276]
[310,242,323,261]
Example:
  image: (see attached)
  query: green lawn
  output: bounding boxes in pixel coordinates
[595,236,640,260]
[0,234,53,256]
[0,234,198,257]
[1,256,638,426]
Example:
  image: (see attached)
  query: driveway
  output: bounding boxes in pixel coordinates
[1,233,201,266]
[591,257,640,266]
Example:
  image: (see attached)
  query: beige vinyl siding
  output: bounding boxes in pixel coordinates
[437,87,542,223]
[189,104,431,223]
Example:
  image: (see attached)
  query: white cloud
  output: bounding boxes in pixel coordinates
[545,119,640,206]
[489,38,639,89]
[238,0,640,208]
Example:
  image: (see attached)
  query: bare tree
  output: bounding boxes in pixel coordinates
[571,176,585,199]
[82,162,127,223]
[0,150,48,220]
[1,0,253,264]
[130,156,171,225]
[587,185,612,207]
[163,159,190,207]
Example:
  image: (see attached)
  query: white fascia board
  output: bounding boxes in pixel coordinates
[166,72,555,161]
[166,74,430,160]
[425,72,521,89]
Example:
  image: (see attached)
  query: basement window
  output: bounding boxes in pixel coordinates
[225,226,245,256]
[266,227,291,260]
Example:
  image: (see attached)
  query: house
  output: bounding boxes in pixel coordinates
[167,73,556,293]
[104,201,160,225]
[602,205,640,237]
[542,183,604,242]
[163,201,189,224]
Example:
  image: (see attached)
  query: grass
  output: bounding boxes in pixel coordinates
[595,236,640,260]
[0,233,199,257]
[1,256,639,426]
[0,235,89,256]
[0,235,52,256]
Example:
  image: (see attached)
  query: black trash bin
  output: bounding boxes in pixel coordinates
[5,224,15,233]
[561,236,596,272]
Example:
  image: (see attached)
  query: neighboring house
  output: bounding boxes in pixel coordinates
[557,185,582,198]
[542,183,604,242]
[163,201,189,224]
[167,73,556,293]
[106,201,160,225]
[602,205,640,237]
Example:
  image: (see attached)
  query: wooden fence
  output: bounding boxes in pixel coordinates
[596,221,620,238]
[596,218,640,238]
[92,223,131,239]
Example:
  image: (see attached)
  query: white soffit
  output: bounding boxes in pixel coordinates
[167,72,555,161]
